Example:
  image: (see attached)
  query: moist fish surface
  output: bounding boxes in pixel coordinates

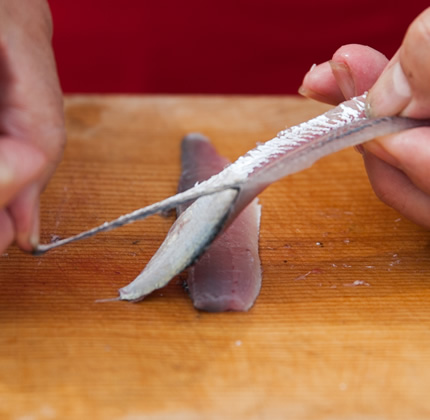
[34,94,430,303]
[177,133,261,312]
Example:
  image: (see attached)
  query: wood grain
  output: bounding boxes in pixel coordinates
[1,95,430,420]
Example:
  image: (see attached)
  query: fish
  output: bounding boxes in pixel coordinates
[34,94,430,302]
[177,133,262,312]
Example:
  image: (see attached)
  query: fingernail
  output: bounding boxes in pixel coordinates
[329,60,356,99]
[297,85,339,105]
[29,201,40,249]
[299,63,321,98]
[298,85,308,97]
[367,61,411,117]
[15,215,39,250]
[12,184,40,251]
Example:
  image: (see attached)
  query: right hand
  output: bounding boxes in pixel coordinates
[299,7,430,229]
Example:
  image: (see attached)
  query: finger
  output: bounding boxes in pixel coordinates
[0,138,46,208]
[299,44,388,104]
[364,127,430,195]
[299,62,345,105]
[367,7,430,118]
[8,157,60,251]
[0,0,66,201]
[0,208,14,254]
[8,184,40,251]
[0,1,66,251]
[0,0,66,160]
[363,150,430,229]
[330,44,388,98]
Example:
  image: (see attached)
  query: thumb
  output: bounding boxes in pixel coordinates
[0,139,46,209]
[367,7,430,118]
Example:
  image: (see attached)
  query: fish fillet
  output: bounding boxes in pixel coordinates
[33,94,430,304]
[177,133,261,312]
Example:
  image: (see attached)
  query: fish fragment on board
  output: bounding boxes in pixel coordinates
[177,133,262,312]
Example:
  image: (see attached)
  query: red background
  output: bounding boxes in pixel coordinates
[47,1,429,94]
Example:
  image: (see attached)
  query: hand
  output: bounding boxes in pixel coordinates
[299,7,430,229]
[0,0,65,254]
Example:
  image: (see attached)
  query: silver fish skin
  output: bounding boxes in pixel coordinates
[177,133,262,312]
[34,94,430,301]
[117,95,430,302]
[118,188,238,301]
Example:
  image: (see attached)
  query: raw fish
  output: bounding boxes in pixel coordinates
[34,94,430,302]
[177,133,261,312]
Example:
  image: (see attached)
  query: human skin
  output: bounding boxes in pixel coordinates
[0,0,65,254]
[299,7,430,229]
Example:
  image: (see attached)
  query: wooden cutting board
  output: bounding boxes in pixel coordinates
[1,95,430,420]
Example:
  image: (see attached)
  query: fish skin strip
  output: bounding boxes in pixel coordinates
[118,188,238,301]
[33,94,430,300]
[176,133,262,312]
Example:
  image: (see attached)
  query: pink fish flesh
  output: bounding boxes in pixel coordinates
[177,133,262,312]
[34,94,430,303]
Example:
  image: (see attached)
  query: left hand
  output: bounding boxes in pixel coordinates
[0,0,66,254]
